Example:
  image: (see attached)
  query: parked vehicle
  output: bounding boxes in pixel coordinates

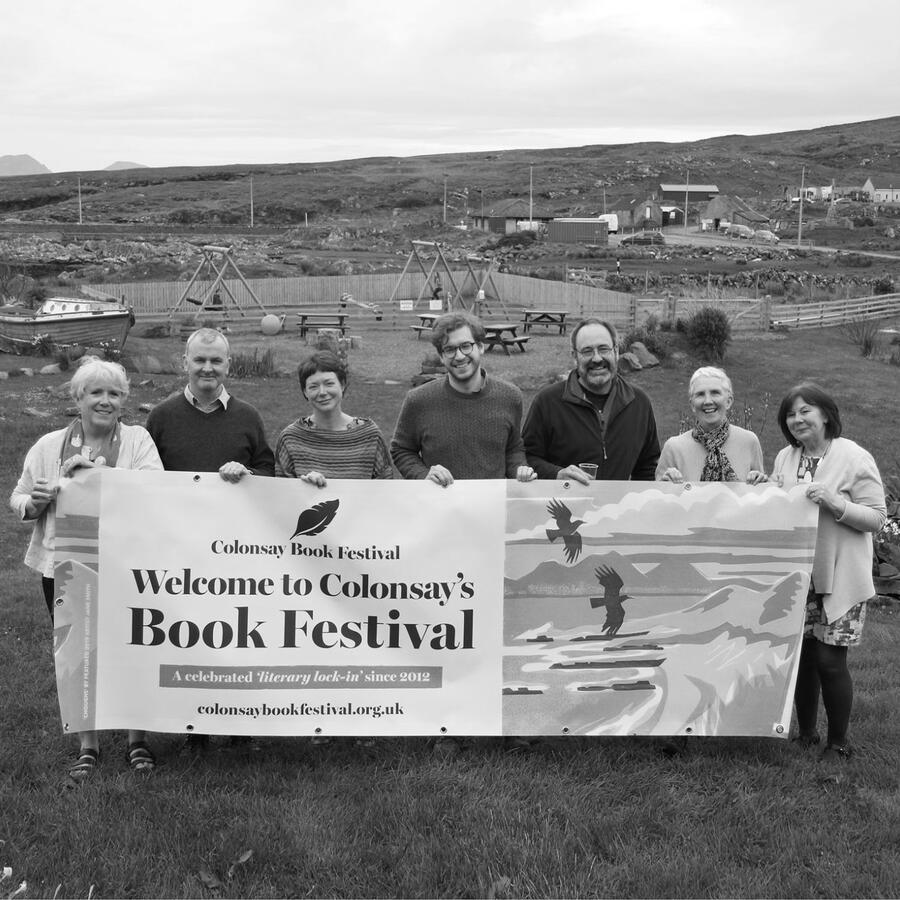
[724,223,755,240]
[597,213,619,234]
[755,229,780,244]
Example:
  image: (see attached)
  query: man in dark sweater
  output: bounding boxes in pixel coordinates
[522,318,659,482]
[390,312,535,486]
[146,328,274,481]
[146,327,274,754]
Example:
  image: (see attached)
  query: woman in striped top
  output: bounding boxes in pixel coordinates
[275,351,393,483]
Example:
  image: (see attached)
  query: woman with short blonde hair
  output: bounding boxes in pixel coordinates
[656,366,766,483]
[10,355,163,783]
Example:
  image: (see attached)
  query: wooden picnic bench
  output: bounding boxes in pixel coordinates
[297,312,349,338]
[483,323,529,355]
[409,312,440,339]
[521,309,568,334]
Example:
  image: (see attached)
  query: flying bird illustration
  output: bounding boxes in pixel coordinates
[590,565,631,636]
[290,499,340,539]
[546,498,584,564]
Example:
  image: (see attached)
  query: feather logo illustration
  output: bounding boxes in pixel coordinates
[290,499,340,539]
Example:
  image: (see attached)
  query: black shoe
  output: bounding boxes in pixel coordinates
[791,732,821,750]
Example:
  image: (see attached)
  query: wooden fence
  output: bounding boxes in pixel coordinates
[85,272,770,333]
[86,273,898,334]
[769,293,900,331]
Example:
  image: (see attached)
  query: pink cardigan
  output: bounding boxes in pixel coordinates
[772,437,885,622]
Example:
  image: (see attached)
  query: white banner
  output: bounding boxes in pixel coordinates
[53,472,817,738]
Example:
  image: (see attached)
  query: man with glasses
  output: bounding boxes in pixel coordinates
[522,318,659,483]
[390,311,535,484]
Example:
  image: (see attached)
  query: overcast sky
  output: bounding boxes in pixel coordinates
[5,0,898,173]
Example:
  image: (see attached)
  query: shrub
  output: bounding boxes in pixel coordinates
[873,276,895,295]
[685,306,731,362]
[229,348,277,378]
[845,318,881,358]
[623,316,669,360]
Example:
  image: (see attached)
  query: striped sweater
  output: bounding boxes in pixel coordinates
[275,416,394,480]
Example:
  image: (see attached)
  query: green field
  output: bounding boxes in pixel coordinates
[2,321,899,899]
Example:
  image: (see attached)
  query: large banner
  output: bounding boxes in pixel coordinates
[54,471,817,738]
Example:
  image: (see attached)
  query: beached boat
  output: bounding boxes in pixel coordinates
[0,297,135,355]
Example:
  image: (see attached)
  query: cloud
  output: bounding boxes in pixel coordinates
[4,0,899,170]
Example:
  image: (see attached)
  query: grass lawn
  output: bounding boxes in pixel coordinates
[2,320,899,899]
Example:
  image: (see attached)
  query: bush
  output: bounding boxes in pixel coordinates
[685,306,731,362]
[229,348,278,378]
[873,276,895,295]
[845,318,882,358]
[622,317,669,360]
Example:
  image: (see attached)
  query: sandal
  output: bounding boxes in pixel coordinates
[821,743,853,763]
[68,748,99,782]
[126,741,156,773]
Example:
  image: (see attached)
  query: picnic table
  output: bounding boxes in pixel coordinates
[521,309,568,335]
[410,312,440,339]
[297,312,349,338]
[483,322,529,355]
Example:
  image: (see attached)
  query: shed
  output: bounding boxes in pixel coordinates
[702,196,769,231]
[658,183,719,202]
[547,219,609,244]
[470,198,555,234]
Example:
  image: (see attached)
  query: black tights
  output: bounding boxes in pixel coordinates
[42,577,55,621]
[794,636,853,747]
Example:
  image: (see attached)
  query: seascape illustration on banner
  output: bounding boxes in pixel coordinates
[502,481,818,738]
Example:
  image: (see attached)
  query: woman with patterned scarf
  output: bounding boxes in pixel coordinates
[656,366,767,484]
[10,356,162,784]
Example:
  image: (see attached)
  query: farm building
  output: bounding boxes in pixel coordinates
[862,177,900,203]
[657,183,719,202]
[470,198,555,234]
[702,195,769,231]
[547,218,609,244]
[660,205,684,226]
[615,198,665,231]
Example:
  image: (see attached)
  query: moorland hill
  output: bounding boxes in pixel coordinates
[1,116,898,231]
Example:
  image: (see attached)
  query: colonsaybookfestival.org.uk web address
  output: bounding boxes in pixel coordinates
[196,701,406,721]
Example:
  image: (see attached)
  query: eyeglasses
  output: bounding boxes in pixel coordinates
[576,345,616,359]
[441,341,477,358]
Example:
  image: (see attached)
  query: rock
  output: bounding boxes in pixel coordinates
[0,371,7,380]
[39,363,63,375]
[23,407,52,418]
[411,373,440,386]
[628,342,659,367]
[20,368,34,377]
[138,403,155,413]
[617,352,643,373]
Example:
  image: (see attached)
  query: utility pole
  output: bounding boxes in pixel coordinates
[443,173,448,224]
[250,176,254,228]
[684,168,689,234]
[529,162,534,229]
[797,166,806,248]
[77,176,83,225]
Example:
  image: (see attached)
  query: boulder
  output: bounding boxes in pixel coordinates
[628,341,659,368]
[23,407,52,418]
[40,363,63,375]
[617,352,643,373]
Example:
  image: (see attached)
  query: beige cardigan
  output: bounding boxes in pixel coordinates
[772,437,885,622]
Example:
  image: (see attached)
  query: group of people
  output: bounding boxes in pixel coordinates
[10,314,886,780]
